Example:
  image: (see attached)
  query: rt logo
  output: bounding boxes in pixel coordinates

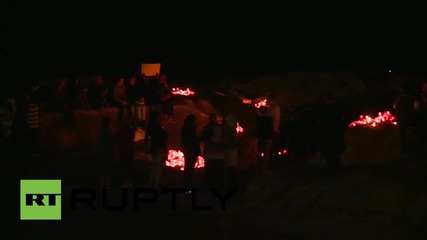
[20,180,61,220]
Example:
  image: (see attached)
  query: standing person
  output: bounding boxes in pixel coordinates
[255,106,274,173]
[89,76,108,110]
[114,77,128,121]
[145,77,162,117]
[138,74,150,124]
[181,114,201,193]
[97,117,114,188]
[0,95,15,166]
[201,114,226,192]
[115,120,135,188]
[265,94,281,161]
[224,114,238,190]
[159,75,174,123]
[134,75,146,124]
[11,93,28,176]
[127,77,139,124]
[69,78,84,110]
[64,79,77,129]
[26,91,40,158]
[54,79,67,112]
[318,93,346,171]
[145,111,168,190]
[393,85,419,158]
[417,82,427,139]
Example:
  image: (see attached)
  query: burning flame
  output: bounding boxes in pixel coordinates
[254,99,267,108]
[242,98,252,104]
[236,122,244,134]
[260,149,288,157]
[165,150,205,171]
[171,88,195,96]
[242,98,268,108]
[348,111,397,128]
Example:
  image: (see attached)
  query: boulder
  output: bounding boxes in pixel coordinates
[232,71,366,109]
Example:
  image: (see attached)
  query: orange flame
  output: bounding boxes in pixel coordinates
[171,88,195,96]
[236,122,244,134]
[165,150,205,171]
[254,99,267,108]
[348,111,397,127]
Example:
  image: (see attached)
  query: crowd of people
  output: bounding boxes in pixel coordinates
[0,74,174,173]
[2,74,426,193]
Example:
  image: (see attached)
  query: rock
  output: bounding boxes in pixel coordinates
[232,71,366,109]
[342,125,401,165]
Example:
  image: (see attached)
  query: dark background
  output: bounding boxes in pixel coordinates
[2,1,427,81]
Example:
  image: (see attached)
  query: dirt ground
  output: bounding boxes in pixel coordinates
[2,96,427,239]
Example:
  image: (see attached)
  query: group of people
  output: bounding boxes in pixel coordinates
[0,73,175,174]
[96,111,169,188]
[113,74,174,126]
[95,110,239,193]
[19,74,173,129]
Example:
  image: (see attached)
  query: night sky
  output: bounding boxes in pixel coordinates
[2,1,427,80]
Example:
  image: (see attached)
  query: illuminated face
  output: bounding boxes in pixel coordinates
[118,78,125,86]
[216,115,224,125]
[129,78,136,85]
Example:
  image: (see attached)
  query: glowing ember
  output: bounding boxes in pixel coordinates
[242,98,268,108]
[236,122,244,134]
[171,88,195,96]
[260,149,288,157]
[254,99,267,108]
[348,111,397,128]
[165,150,205,171]
[242,98,252,104]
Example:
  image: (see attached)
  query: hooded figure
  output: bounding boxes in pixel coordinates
[224,114,238,189]
[201,113,226,191]
[181,114,201,192]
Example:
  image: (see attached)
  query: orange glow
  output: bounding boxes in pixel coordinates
[348,111,397,127]
[254,99,267,108]
[242,98,268,108]
[165,150,205,171]
[171,88,195,96]
[242,98,252,104]
[236,122,244,134]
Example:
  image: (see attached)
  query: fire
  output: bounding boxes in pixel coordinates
[242,98,252,104]
[348,111,397,128]
[254,99,267,108]
[242,98,268,108]
[165,149,205,171]
[260,149,288,157]
[236,122,244,134]
[171,88,195,96]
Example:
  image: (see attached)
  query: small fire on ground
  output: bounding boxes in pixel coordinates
[260,149,288,157]
[348,111,397,128]
[236,122,244,134]
[242,98,268,108]
[166,122,244,171]
[171,88,195,96]
[166,150,204,171]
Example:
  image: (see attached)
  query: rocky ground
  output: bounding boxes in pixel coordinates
[1,94,427,239]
